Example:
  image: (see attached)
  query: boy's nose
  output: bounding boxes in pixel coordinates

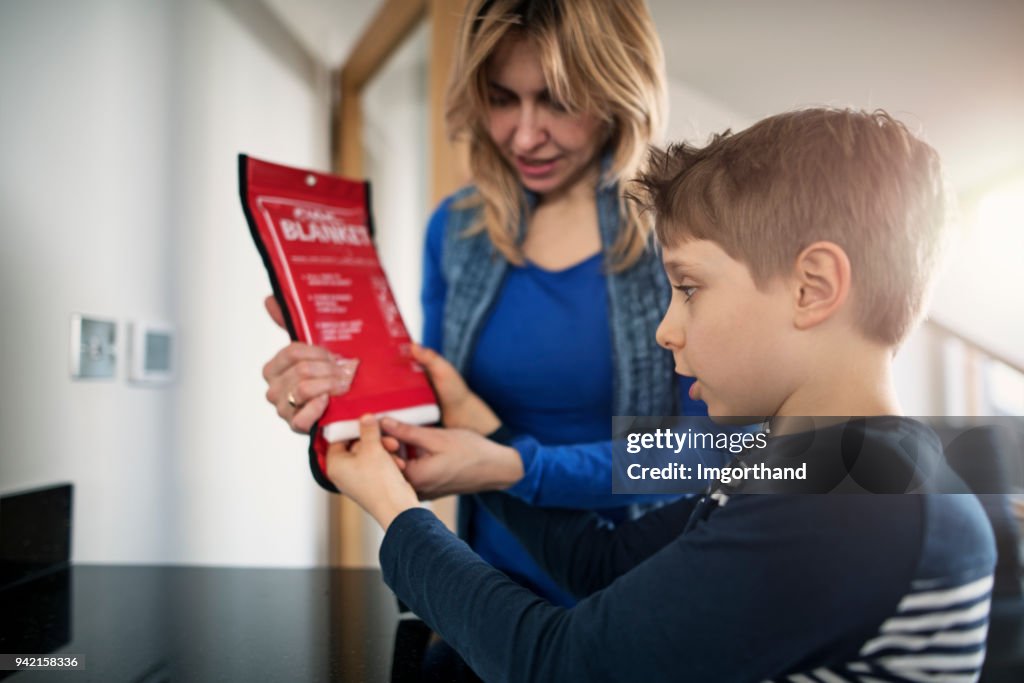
[655,314,683,351]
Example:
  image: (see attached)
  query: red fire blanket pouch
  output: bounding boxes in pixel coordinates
[238,154,440,492]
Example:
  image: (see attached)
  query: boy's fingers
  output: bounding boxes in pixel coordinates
[391,455,407,472]
[381,435,401,454]
[326,440,352,458]
[358,414,383,449]
[380,418,439,450]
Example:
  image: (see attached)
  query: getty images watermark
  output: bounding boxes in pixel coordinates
[612,415,1023,495]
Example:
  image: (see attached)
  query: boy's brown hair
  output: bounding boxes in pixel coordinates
[632,108,949,346]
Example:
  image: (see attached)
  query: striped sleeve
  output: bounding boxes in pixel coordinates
[773,573,993,683]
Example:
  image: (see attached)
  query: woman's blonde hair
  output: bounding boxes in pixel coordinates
[446,0,666,270]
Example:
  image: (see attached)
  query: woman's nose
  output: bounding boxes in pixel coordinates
[512,106,547,152]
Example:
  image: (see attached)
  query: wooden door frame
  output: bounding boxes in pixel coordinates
[330,0,467,566]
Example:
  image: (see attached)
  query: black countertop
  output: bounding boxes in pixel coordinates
[1,564,445,682]
[5,564,1024,682]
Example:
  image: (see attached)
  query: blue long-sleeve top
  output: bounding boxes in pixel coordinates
[380,418,996,682]
[420,196,708,505]
[420,196,715,603]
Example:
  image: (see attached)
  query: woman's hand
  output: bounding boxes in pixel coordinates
[261,295,358,434]
[326,415,419,530]
[380,418,524,499]
[411,344,501,435]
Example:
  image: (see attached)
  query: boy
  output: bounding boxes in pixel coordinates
[326,108,996,682]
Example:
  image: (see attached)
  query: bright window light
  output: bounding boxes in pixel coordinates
[984,359,1024,416]
[974,175,1024,238]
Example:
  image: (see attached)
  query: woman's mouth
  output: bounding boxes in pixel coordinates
[515,155,560,178]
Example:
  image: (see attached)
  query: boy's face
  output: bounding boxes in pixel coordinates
[656,238,802,418]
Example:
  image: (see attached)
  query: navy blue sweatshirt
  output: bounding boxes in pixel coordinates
[380,418,996,682]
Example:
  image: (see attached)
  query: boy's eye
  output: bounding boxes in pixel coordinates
[674,284,698,301]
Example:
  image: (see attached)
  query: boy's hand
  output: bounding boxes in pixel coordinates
[380,418,524,499]
[326,415,419,530]
[411,344,501,435]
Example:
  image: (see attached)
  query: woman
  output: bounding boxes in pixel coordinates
[261,0,707,605]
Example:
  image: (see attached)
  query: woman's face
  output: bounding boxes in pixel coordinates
[485,36,606,197]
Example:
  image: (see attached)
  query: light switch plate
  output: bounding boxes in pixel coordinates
[70,314,117,379]
[128,320,175,384]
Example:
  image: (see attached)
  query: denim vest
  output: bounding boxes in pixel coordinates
[439,182,679,419]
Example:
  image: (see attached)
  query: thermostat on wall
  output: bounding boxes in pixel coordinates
[128,321,175,384]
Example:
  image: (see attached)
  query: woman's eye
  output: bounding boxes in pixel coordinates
[674,285,697,301]
[487,87,516,107]
[546,98,568,113]
[540,93,568,113]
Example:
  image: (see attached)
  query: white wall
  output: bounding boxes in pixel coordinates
[0,0,335,566]
[1,0,177,563]
[166,0,335,567]
[664,79,752,146]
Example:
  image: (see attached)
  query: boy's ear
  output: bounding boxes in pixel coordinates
[790,241,851,330]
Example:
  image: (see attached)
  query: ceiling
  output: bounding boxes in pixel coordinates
[263,0,1024,194]
[260,0,1023,364]
[262,0,379,66]
[649,0,1024,193]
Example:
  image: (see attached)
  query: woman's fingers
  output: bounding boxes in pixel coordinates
[380,418,443,452]
[411,343,463,388]
[263,344,356,432]
[408,345,500,433]
[262,342,334,383]
[270,376,333,409]
[288,394,329,434]
[400,456,450,500]
[264,295,287,330]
